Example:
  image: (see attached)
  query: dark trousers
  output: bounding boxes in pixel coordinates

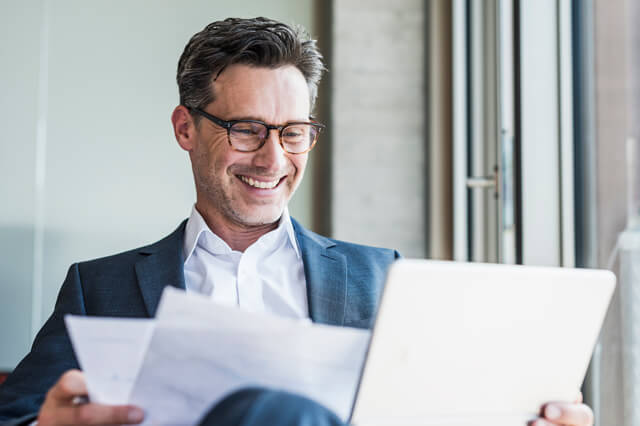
[199,388,347,426]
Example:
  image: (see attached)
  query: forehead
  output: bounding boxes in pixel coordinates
[209,64,310,121]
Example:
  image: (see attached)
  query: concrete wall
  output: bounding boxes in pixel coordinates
[331,0,426,257]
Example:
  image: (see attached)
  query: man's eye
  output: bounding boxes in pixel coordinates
[232,124,262,136]
[232,128,254,135]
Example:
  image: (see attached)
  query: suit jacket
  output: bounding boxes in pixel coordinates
[0,219,399,424]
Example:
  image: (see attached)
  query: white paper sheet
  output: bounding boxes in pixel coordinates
[128,287,370,425]
[64,316,154,404]
[65,288,370,425]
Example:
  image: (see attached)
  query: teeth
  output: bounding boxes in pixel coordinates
[239,175,280,189]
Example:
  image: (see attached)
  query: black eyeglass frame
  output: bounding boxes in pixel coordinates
[189,107,325,154]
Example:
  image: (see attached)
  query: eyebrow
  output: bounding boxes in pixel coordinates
[226,115,312,124]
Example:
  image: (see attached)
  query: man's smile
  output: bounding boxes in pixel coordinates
[237,174,286,190]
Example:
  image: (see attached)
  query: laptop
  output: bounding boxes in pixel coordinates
[349,260,616,425]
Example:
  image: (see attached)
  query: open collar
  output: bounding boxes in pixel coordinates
[134,217,347,326]
[183,206,301,261]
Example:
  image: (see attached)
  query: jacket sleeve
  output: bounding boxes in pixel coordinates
[0,264,86,423]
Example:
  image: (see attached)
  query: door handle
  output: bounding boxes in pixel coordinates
[466,175,496,189]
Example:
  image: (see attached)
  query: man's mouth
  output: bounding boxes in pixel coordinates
[238,175,283,189]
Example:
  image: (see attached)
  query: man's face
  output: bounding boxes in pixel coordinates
[189,64,311,229]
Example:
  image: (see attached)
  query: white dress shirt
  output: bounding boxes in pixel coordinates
[183,206,310,319]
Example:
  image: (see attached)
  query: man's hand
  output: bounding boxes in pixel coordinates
[528,394,594,426]
[37,369,144,426]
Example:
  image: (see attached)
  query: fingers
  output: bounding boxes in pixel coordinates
[38,369,144,425]
[535,401,594,426]
[48,370,87,403]
[54,403,144,425]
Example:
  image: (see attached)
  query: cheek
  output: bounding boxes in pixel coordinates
[200,138,237,179]
[290,155,308,180]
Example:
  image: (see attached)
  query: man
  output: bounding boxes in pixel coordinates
[0,17,593,426]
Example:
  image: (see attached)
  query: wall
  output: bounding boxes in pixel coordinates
[330,0,427,258]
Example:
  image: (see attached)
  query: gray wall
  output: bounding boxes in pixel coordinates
[0,0,314,371]
[331,0,426,258]
[591,0,633,424]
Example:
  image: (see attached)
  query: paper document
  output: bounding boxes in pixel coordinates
[64,316,154,404]
[66,287,370,425]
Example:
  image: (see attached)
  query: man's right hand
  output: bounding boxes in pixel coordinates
[37,369,144,425]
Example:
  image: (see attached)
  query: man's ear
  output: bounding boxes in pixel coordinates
[171,105,196,151]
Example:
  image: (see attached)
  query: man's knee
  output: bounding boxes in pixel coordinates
[199,387,345,426]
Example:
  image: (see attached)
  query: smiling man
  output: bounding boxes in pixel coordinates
[177,64,315,252]
[0,17,593,426]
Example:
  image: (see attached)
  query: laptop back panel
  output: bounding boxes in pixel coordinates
[350,260,615,425]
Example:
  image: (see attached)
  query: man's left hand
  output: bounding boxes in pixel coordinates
[528,399,594,426]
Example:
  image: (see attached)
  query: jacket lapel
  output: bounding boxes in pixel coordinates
[292,219,347,326]
[135,221,187,317]
[133,218,348,322]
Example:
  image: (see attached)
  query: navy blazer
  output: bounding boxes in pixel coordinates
[0,219,399,423]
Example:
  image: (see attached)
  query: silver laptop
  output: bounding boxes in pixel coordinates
[349,260,616,425]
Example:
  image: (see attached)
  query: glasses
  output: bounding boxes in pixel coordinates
[190,108,325,154]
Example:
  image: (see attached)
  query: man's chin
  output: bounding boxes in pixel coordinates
[231,208,284,228]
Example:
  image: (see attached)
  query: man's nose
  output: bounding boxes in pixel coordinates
[252,129,288,172]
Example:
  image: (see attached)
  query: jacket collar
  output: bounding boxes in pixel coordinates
[292,218,347,326]
[135,220,187,317]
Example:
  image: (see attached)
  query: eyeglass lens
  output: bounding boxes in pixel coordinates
[229,122,318,153]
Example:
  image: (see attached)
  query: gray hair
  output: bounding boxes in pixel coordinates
[177,17,326,114]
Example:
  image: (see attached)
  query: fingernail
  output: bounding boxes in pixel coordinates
[545,404,562,420]
[128,407,144,422]
[66,376,85,394]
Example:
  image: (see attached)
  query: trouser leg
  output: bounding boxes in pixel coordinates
[198,387,347,426]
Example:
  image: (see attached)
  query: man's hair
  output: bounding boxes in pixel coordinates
[177,17,325,113]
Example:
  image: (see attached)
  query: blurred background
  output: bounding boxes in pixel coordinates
[1,0,639,424]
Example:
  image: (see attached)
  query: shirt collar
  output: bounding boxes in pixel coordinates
[183,205,301,263]
[280,208,301,258]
